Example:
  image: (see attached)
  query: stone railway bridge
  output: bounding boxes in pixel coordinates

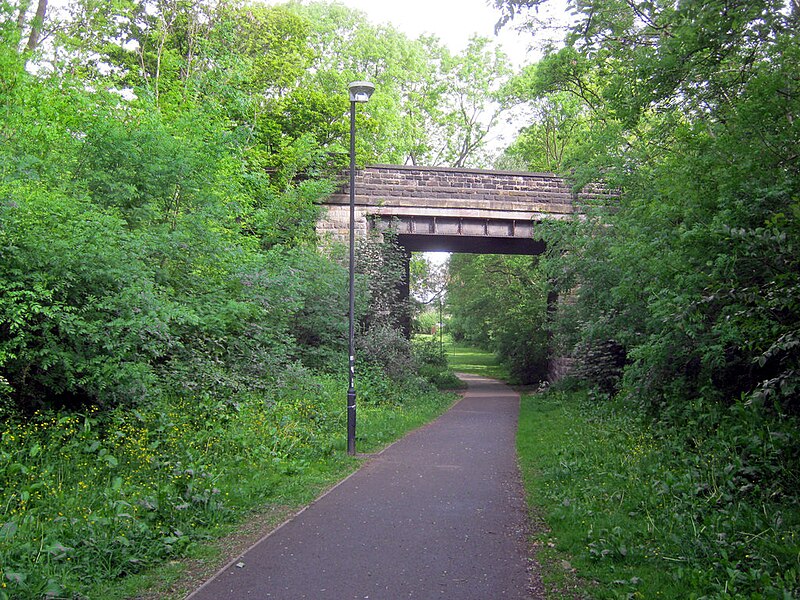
[317,164,601,380]
[318,164,589,254]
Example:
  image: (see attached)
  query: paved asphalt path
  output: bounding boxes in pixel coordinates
[187,373,534,599]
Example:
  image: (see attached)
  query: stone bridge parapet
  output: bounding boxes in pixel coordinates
[349,164,576,209]
[317,164,588,247]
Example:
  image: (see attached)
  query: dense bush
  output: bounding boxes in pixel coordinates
[413,338,464,390]
[351,229,417,380]
[500,0,800,414]
[0,44,354,415]
[357,324,415,382]
[412,309,441,336]
[1,0,450,415]
[0,187,176,410]
[0,178,348,411]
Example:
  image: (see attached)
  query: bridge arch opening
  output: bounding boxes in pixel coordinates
[396,233,546,255]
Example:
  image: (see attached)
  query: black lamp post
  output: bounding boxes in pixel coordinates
[347,80,374,456]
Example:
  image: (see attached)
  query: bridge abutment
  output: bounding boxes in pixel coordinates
[316,204,370,246]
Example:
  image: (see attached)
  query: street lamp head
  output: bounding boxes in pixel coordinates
[348,81,375,103]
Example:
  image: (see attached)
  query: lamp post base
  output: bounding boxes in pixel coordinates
[347,388,356,455]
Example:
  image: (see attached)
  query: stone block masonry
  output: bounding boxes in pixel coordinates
[317,164,608,246]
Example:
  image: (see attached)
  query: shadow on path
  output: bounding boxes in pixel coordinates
[186,373,538,599]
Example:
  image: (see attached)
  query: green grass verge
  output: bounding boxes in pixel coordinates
[433,335,511,381]
[517,387,800,599]
[0,373,456,600]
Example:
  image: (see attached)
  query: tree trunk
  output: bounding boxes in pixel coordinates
[25,0,48,51]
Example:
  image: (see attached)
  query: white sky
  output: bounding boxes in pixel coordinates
[258,0,544,67]
[326,0,535,66]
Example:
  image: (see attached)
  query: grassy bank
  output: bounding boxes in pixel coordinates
[449,343,510,381]
[418,333,510,381]
[0,373,456,600]
[517,387,800,599]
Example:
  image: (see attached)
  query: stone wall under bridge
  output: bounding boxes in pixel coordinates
[316,164,598,381]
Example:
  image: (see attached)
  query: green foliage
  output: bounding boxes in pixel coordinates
[285,249,349,371]
[0,163,341,410]
[249,179,332,248]
[413,338,447,370]
[356,230,410,330]
[517,386,800,599]
[411,337,464,390]
[77,114,213,226]
[0,1,351,411]
[351,230,416,380]
[287,2,513,168]
[413,309,441,335]
[1,0,467,406]
[447,254,549,384]
[500,0,800,414]
[216,3,314,94]
[435,36,512,168]
[357,325,415,382]
[0,185,180,409]
[496,80,588,172]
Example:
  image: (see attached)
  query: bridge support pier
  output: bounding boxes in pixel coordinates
[399,245,412,338]
[545,290,575,382]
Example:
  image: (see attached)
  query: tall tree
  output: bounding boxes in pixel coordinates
[497,0,800,410]
[432,36,512,167]
[496,86,587,172]
[288,2,515,168]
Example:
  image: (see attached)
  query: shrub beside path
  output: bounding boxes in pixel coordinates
[186,373,541,599]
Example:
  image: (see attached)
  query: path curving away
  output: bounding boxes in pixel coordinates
[186,373,540,599]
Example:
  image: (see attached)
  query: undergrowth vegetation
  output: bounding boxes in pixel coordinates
[412,338,466,390]
[0,371,454,599]
[518,385,800,599]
